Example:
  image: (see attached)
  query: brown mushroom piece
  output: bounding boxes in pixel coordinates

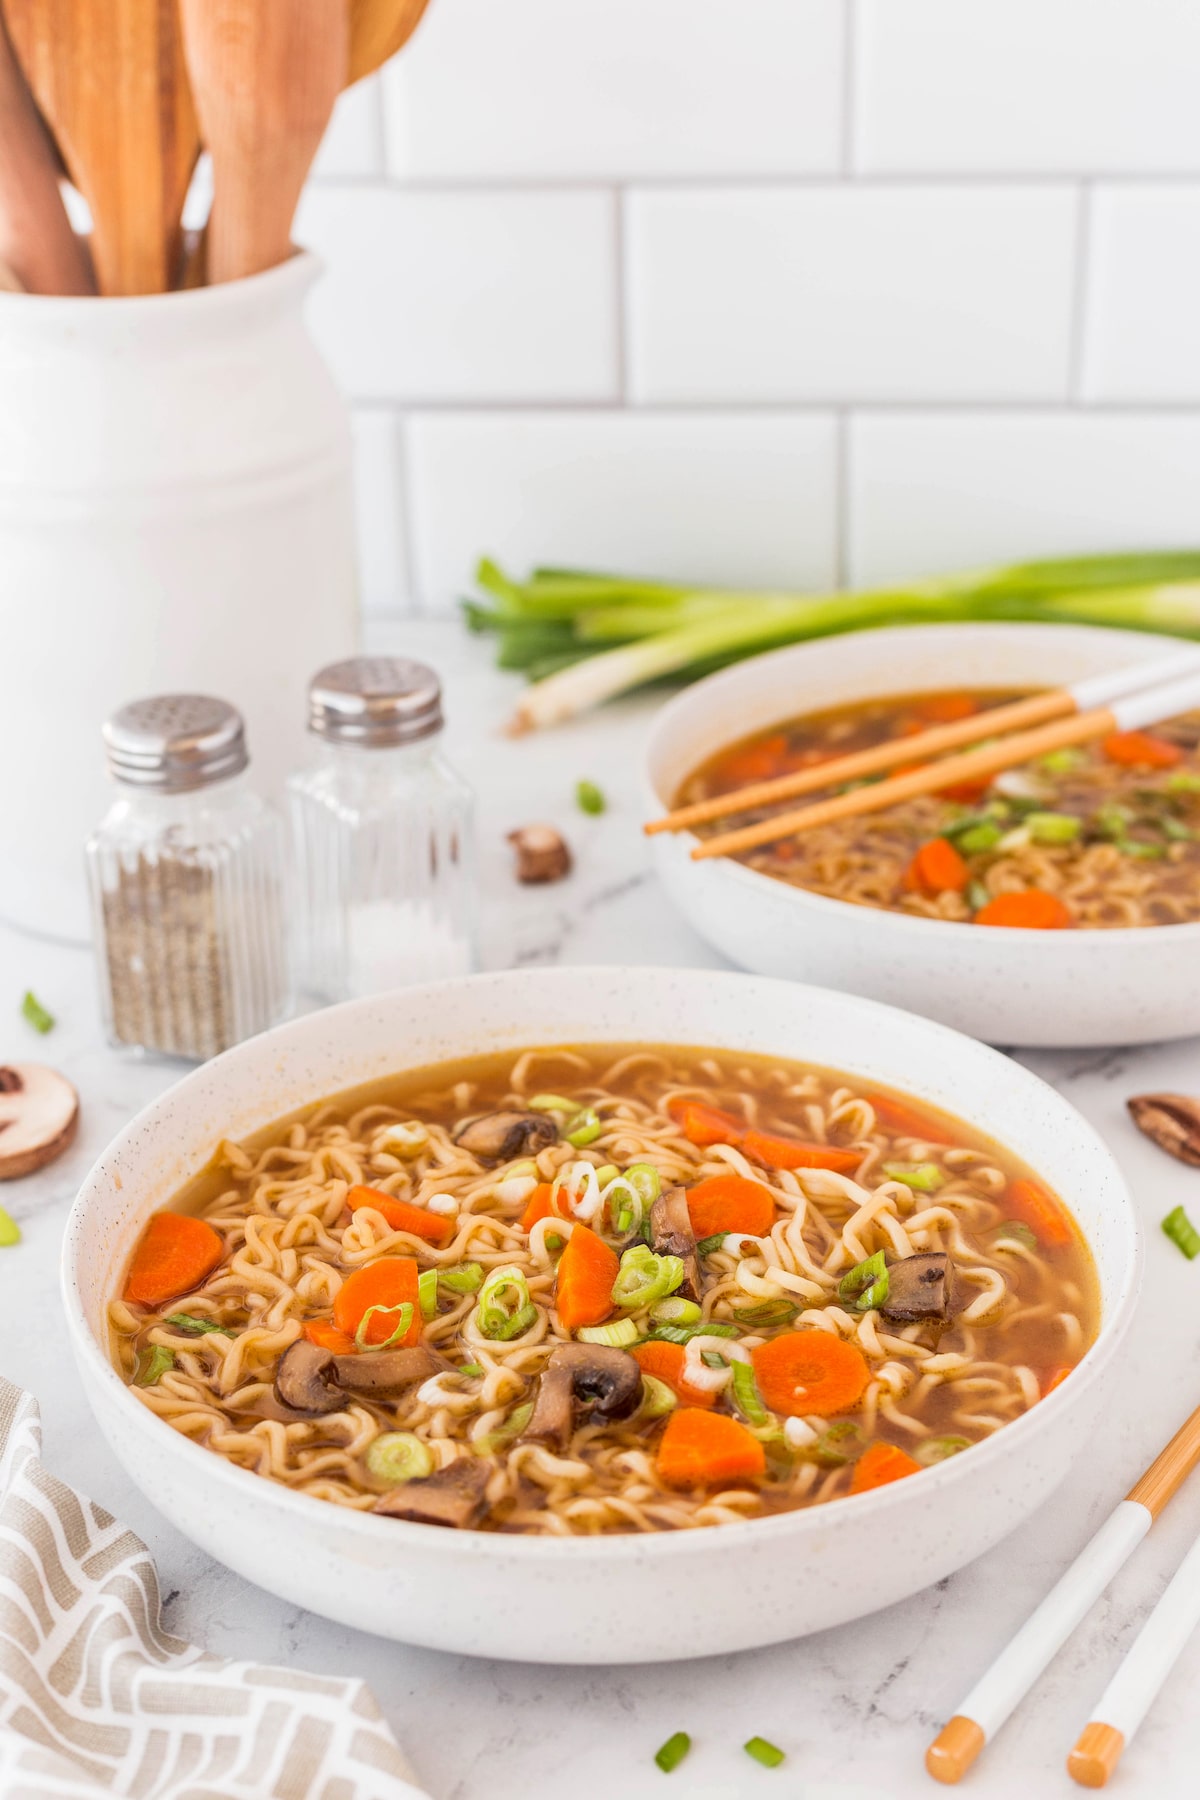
[508,823,572,884]
[522,1360,574,1450]
[274,1340,345,1416]
[523,1342,642,1451]
[0,1063,79,1180]
[1127,1093,1200,1167]
[373,1456,491,1528]
[880,1252,959,1325]
[454,1109,559,1161]
[650,1185,701,1302]
[332,1345,444,1394]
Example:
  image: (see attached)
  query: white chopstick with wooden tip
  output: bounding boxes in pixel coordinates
[925,1399,1200,1786]
[646,651,1200,840]
[691,662,1200,864]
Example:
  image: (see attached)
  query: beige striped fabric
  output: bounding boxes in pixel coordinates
[0,1380,432,1800]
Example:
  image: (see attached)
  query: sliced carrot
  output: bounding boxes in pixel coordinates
[1102,730,1182,770]
[686,1173,776,1240]
[865,1091,954,1146]
[667,1097,744,1148]
[741,1128,862,1175]
[303,1319,358,1355]
[849,1440,922,1495]
[332,1257,421,1347]
[346,1183,453,1247]
[974,889,1073,930]
[657,1408,766,1489]
[751,1330,870,1418]
[914,693,979,724]
[716,733,790,788]
[937,777,991,804]
[520,1182,556,1232]
[124,1212,224,1308]
[1042,1365,1074,1397]
[632,1340,716,1409]
[555,1224,619,1330]
[904,836,969,895]
[1006,1176,1074,1250]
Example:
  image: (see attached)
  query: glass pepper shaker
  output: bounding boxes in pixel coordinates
[288,656,477,999]
[85,695,291,1062]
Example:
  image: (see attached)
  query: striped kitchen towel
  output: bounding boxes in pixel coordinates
[0,1379,432,1800]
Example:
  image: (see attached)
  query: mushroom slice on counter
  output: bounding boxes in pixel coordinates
[650,1185,701,1302]
[273,1340,345,1416]
[1128,1093,1200,1167]
[523,1342,642,1451]
[0,1063,79,1180]
[373,1456,491,1528]
[454,1110,559,1161]
[880,1253,958,1324]
[333,1346,444,1394]
[508,823,572,884]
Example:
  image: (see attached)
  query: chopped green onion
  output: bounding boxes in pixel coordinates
[477,1265,533,1338]
[476,1400,534,1454]
[546,1233,564,1252]
[994,1220,1037,1253]
[638,1375,677,1419]
[645,1320,738,1345]
[1038,746,1086,775]
[493,1303,539,1341]
[576,779,607,815]
[966,879,990,912]
[439,1262,484,1294]
[355,1302,414,1352]
[744,1737,785,1769]
[529,1093,574,1114]
[916,1434,972,1466]
[578,1317,640,1348]
[731,1359,770,1426]
[134,1346,175,1387]
[20,989,54,1033]
[883,1161,944,1192]
[837,1249,889,1312]
[650,1296,702,1326]
[418,1269,439,1320]
[1166,771,1200,794]
[814,1420,864,1466]
[700,1349,727,1369]
[460,1363,484,1377]
[733,1298,799,1328]
[365,1431,433,1486]
[612,1243,684,1310]
[1163,1205,1200,1260]
[594,1163,620,1186]
[696,1233,726,1256]
[1094,802,1133,840]
[1026,811,1081,844]
[616,1207,634,1233]
[163,1312,235,1337]
[624,1162,662,1205]
[956,821,1004,854]
[654,1732,691,1774]
[1161,816,1192,841]
[1117,837,1167,859]
[0,1206,20,1247]
[565,1107,602,1147]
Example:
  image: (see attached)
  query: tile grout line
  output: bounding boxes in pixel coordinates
[1068,181,1094,404]
[612,188,630,403]
[347,395,1200,419]
[305,170,1200,195]
[395,411,427,618]
[835,411,852,590]
[841,0,857,176]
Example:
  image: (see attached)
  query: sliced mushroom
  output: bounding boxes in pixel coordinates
[0,1063,79,1180]
[333,1346,444,1394]
[880,1253,959,1324]
[373,1456,491,1528]
[523,1360,574,1450]
[274,1340,344,1416]
[524,1342,642,1451]
[454,1110,559,1161]
[508,823,572,884]
[650,1185,701,1302]
[1128,1094,1200,1167]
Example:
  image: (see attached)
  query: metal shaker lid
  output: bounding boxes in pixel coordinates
[307,656,444,748]
[102,695,249,792]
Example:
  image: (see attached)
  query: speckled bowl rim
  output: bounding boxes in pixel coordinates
[63,966,1142,1564]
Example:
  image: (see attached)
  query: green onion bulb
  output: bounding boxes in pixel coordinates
[365,1431,434,1486]
[611,1243,684,1310]
[476,1266,536,1340]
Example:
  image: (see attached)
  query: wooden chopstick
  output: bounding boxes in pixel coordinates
[690,663,1200,864]
[925,1399,1200,1785]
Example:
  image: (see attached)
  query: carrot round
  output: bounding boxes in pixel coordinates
[346,1183,453,1248]
[520,1182,555,1233]
[915,693,979,724]
[333,1257,421,1347]
[717,733,789,788]
[937,777,991,804]
[751,1330,870,1417]
[1006,1175,1073,1249]
[1102,730,1182,770]
[905,836,969,895]
[849,1440,922,1494]
[657,1408,766,1488]
[974,889,1073,929]
[741,1128,862,1175]
[303,1319,358,1355]
[124,1212,224,1307]
[1042,1365,1074,1397]
[865,1091,954,1146]
[555,1223,619,1330]
[632,1340,716,1409]
[667,1098,744,1148]
[686,1173,775,1240]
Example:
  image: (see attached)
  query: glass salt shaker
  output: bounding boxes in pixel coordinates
[86,695,291,1062]
[288,657,477,999]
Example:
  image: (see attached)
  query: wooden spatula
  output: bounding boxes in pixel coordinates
[180,0,347,286]
[2,0,200,294]
[347,0,431,85]
[0,6,94,293]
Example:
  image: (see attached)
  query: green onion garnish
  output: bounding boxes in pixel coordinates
[594,1163,620,1185]
[966,878,990,912]
[732,1299,798,1327]
[1026,811,1081,844]
[20,989,55,1033]
[578,1317,640,1348]
[916,1434,972,1465]
[638,1375,677,1419]
[134,1345,175,1387]
[814,1420,864,1466]
[1161,816,1192,841]
[163,1312,235,1337]
[956,821,1004,854]
[460,1363,484,1377]
[475,1400,534,1454]
[565,1107,602,1147]
[744,1736,785,1769]
[837,1249,889,1312]
[418,1269,439,1320]
[883,1161,944,1192]
[0,1206,20,1247]
[576,779,607,815]
[546,1233,564,1252]
[1166,771,1200,794]
[1094,802,1133,840]
[654,1732,691,1774]
[365,1431,434,1486]
[492,1302,539,1340]
[612,1243,684,1310]
[650,1296,701,1326]
[439,1263,484,1294]
[700,1349,727,1369]
[477,1266,534,1339]
[644,1320,738,1345]
[1117,838,1167,859]
[1038,746,1086,775]
[994,1220,1038,1252]
[730,1359,769,1426]
[696,1233,726,1256]
[624,1162,662,1205]
[529,1093,574,1113]
[1163,1205,1200,1260]
[355,1301,414,1351]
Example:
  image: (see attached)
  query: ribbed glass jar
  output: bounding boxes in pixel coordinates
[86,696,291,1061]
[288,657,476,1000]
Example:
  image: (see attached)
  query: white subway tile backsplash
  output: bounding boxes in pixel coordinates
[351,411,410,616]
[627,186,1076,404]
[383,0,843,180]
[856,0,1200,172]
[407,412,838,612]
[296,187,617,402]
[1083,187,1200,400]
[313,79,384,180]
[850,414,1200,586]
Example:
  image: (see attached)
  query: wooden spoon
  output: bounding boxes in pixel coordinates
[0,7,94,293]
[180,0,348,286]
[347,0,431,85]
[2,0,200,294]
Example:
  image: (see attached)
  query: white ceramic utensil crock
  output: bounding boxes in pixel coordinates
[64,967,1139,1663]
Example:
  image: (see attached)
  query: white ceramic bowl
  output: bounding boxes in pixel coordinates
[64,967,1139,1664]
[646,622,1200,1047]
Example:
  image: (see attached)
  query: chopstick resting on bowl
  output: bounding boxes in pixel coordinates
[679,657,1200,864]
[925,1395,1200,1785]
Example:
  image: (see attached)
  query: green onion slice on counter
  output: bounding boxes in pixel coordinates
[163,1312,235,1337]
[883,1161,944,1192]
[612,1244,684,1310]
[365,1431,433,1486]
[1163,1205,1200,1260]
[577,1318,640,1348]
[355,1302,414,1351]
[838,1250,889,1312]
[0,1206,20,1248]
[576,779,606,815]
[916,1435,972,1466]
[20,989,54,1033]
[134,1346,175,1387]
[744,1736,785,1769]
[654,1733,691,1774]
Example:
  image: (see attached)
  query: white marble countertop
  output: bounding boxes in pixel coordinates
[5,622,1200,1800]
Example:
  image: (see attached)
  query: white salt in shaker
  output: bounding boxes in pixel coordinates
[288,657,477,999]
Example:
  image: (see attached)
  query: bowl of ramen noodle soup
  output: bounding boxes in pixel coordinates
[646,622,1200,1047]
[65,966,1138,1661]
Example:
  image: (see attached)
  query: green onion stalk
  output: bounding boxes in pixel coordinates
[461,553,1200,732]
